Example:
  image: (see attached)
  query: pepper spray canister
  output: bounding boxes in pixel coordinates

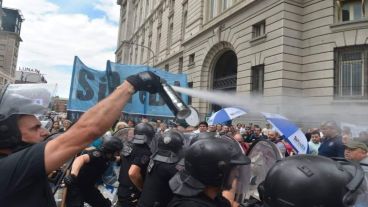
[159,80,191,119]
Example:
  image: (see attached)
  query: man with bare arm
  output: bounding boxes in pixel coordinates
[0,71,162,206]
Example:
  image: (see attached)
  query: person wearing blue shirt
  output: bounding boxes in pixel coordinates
[318,121,344,157]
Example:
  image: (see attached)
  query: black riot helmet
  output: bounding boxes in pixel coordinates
[100,135,123,154]
[0,84,54,149]
[258,155,367,207]
[133,122,155,144]
[185,138,251,187]
[158,129,185,153]
[189,131,216,145]
[152,129,185,164]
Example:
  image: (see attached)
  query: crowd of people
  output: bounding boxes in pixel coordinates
[0,71,367,207]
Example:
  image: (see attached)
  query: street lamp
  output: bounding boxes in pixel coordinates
[120,40,155,66]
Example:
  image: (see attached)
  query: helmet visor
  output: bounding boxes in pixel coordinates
[113,128,135,142]
[223,164,251,205]
[0,84,56,121]
[246,139,283,200]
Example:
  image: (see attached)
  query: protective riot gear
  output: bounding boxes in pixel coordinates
[132,123,155,144]
[138,130,186,207]
[246,139,283,201]
[100,135,123,154]
[0,84,54,149]
[64,174,78,187]
[157,129,184,154]
[189,131,216,145]
[148,130,185,173]
[258,155,367,207]
[114,128,134,156]
[169,138,251,198]
[185,138,250,187]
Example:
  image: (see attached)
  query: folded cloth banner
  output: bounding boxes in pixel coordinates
[261,112,308,154]
[67,57,188,119]
[106,61,188,117]
[68,56,109,114]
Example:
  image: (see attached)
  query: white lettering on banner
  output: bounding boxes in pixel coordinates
[289,130,308,154]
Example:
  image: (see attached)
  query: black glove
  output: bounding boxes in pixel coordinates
[126,71,162,94]
[64,174,77,186]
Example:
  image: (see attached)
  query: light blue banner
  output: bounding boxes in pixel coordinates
[68,57,188,118]
[67,57,108,112]
[106,61,188,117]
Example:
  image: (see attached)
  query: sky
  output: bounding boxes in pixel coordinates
[3,0,120,98]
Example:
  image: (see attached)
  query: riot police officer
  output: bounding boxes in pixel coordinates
[0,71,163,206]
[257,155,368,207]
[116,122,155,207]
[138,129,185,207]
[168,137,251,207]
[64,135,123,207]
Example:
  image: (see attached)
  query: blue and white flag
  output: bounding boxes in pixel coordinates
[67,57,188,119]
[261,112,308,154]
[106,61,188,117]
[68,57,109,113]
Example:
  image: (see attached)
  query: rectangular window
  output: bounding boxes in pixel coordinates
[141,31,145,63]
[337,0,368,22]
[148,35,152,60]
[140,46,145,63]
[335,46,368,99]
[189,53,195,66]
[222,0,231,11]
[170,0,175,12]
[135,45,138,64]
[208,0,217,20]
[129,49,133,64]
[158,8,163,25]
[167,17,174,49]
[0,55,4,67]
[181,2,188,40]
[165,64,169,72]
[251,65,264,95]
[252,20,266,39]
[156,27,161,58]
[145,0,149,16]
[139,5,143,26]
[188,82,193,105]
[178,57,183,73]
[133,5,138,31]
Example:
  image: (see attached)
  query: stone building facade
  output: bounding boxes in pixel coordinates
[116,0,368,125]
[0,7,23,85]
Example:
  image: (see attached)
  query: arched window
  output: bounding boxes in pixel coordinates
[212,50,237,112]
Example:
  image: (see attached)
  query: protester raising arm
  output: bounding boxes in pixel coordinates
[44,71,162,174]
